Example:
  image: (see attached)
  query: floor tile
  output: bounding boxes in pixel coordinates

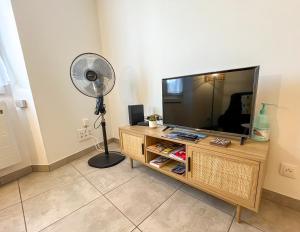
[229,221,262,232]
[106,172,181,225]
[132,228,141,232]
[23,177,100,232]
[139,190,233,232]
[141,165,183,187]
[41,196,134,232]
[0,181,20,211]
[19,164,81,200]
[107,142,121,152]
[86,157,145,194]
[71,143,122,176]
[180,184,235,216]
[241,199,300,232]
[0,203,26,232]
[71,150,102,175]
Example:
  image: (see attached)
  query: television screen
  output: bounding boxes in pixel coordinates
[162,67,259,136]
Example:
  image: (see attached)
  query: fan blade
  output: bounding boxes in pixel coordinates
[72,58,88,79]
[83,83,96,95]
[94,78,106,94]
[93,58,113,80]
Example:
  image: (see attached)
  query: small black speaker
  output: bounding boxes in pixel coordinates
[128,105,144,125]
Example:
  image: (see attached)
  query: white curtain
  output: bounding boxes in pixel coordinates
[0,54,10,87]
[0,0,18,91]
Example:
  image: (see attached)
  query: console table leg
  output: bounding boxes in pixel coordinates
[130,158,133,169]
[236,205,242,223]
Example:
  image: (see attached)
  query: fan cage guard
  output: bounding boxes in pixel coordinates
[70,52,116,98]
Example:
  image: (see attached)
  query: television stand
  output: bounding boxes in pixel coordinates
[119,125,269,222]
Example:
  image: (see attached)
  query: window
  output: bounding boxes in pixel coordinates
[0,55,10,88]
[166,79,183,95]
[0,0,29,92]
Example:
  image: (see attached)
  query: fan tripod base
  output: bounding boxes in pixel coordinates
[88,151,125,168]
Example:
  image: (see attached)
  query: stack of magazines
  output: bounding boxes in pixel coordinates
[161,143,182,154]
[149,156,170,168]
[148,142,184,155]
[147,142,174,153]
[171,164,186,175]
[163,131,207,142]
[169,147,186,161]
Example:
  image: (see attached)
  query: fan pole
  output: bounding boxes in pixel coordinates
[95,96,109,156]
[100,115,109,156]
[88,96,125,168]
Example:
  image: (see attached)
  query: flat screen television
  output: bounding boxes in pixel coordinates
[162,66,259,137]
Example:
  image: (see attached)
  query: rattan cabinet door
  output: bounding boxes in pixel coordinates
[120,131,145,163]
[187,146,259,208]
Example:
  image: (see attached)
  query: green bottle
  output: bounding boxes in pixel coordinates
[252,103,270,141]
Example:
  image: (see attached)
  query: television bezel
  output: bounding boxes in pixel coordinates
[162,66,260,138]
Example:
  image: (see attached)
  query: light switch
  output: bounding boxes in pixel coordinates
[15,100,27,108]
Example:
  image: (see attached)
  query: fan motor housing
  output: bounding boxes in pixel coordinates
[85,70,98,81]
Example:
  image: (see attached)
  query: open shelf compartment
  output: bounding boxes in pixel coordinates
[145,136,186,164]
[146,150,186,181]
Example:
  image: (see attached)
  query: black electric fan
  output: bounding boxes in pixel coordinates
[70,53,125,168]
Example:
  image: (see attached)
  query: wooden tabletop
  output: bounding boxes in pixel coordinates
[119,125,269,162]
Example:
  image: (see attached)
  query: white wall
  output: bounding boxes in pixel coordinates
[0,0,46,176]
[97,0,300,200]
[12,0,107,164]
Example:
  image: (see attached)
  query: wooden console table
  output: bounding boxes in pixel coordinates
[119,125,269,222]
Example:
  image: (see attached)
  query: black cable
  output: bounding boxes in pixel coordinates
[94,115,102,129]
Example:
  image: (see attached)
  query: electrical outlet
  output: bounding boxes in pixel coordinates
[77,128,92,142]
[280,163,297,179]
[82,118,90,128]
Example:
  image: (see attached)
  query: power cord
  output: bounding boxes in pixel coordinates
[89,134,104,152]
[94,114,103,129]
[82,116,104,151]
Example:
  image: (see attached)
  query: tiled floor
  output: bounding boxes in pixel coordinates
[1,143,300,232]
